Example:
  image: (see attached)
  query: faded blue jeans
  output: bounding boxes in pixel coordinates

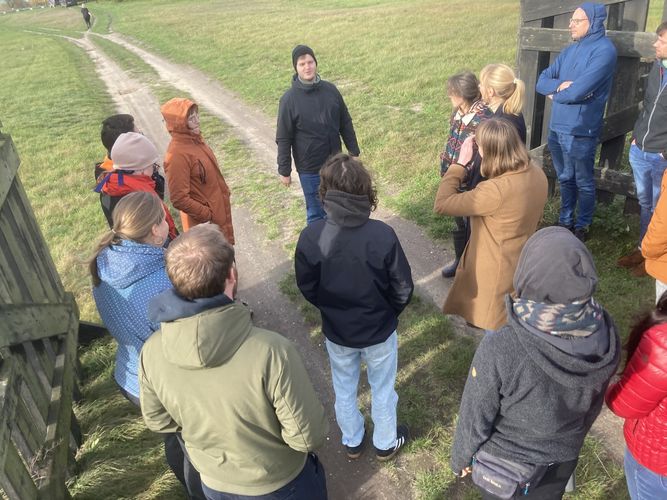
[629,142,667,243]
[624,448,667,500]
[325,332,399,451]
[298,172,326,225]
[548,130,598,229]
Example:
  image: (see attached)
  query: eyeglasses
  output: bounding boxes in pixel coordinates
[569,18,587,25]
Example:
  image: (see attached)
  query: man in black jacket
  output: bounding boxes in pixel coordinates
[295,154,413,462]
[276,45,360,224]
[618,21,667,276]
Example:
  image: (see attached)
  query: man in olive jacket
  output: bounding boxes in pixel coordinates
[139,224,328,499]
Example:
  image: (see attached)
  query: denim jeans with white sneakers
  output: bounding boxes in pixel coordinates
[325,331,398,451]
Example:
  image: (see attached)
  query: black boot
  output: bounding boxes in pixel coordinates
[442,220,469,278]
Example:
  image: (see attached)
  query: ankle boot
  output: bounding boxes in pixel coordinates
[442,223,469,278]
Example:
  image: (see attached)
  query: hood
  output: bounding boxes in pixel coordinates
[323,190,370,227]
[508,302,620,387]
[96,240,166,289]
[161,97,197,135]
[291,73,322,93]
[514,227,597,304]
[148,289,250,369]
[580,2,607,42]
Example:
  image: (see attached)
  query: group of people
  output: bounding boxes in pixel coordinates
[85,3,666,499]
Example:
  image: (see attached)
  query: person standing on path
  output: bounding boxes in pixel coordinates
[618,21,667,277]
[295,154,413,462]
[536,2,617,242]
[81,4,92,30]
[606,293,667,500]
[276,45,361,225]
[140,224,328,499]
[161,97,235,244]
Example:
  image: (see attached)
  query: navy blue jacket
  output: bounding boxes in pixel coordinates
[295,190,413,348]
[536,3,617,137]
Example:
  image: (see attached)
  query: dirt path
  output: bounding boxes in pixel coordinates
[58,26,625,495]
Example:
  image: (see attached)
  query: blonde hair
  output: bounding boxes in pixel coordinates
[477,118,531,179]
[165,224,235,300]
[89,192,165,286]
[479,63,525,116]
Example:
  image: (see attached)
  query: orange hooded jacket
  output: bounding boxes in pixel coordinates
[643,170,667,282]
[161,98,234,244]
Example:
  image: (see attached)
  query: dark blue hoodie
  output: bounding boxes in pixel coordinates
[536,3,617,137]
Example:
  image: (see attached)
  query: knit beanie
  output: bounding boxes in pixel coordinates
[292,45,317,71]
[513,227,598,304]
[110,132,159,171]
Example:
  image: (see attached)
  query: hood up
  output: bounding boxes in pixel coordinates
[580,2,608,42]
[323,190,370,227]
[161,97,198,136]
[96,240,166,289]
[148,288,250,369]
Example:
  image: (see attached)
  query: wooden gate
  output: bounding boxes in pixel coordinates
[0,123,80,499]
[518,0,667,206]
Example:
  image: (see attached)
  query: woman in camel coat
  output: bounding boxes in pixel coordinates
[434,118,548,331]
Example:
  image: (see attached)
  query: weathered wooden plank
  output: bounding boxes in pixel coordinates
[522,0,628,23]
[23,343,52,398]
[0,236,31,304]
[0,444,37,500]
[600,103,640,142]
[0,304,71,349]
[519,27,656,58]
[18,362,50,429]
[12,401,39,468]
[622,0,650,32]
[37,304,78,500]
[0,136,19,210]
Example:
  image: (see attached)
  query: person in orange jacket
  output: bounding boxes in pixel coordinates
[642,169,667,302]
[161,98,235,244]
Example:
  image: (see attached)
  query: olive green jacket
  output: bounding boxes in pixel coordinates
[139,301,327,495]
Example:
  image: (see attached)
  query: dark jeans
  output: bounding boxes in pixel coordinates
[479,458,578,500]
[201,453,327,500]
[298,172,326,225]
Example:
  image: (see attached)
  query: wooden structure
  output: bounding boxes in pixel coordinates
[0,123,81,499]
[518,0,667,206]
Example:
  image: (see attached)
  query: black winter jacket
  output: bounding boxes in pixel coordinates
[633,60,667,155]
[276,75,360,176]
[295,190,413,348]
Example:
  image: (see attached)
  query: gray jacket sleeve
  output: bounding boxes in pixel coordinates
[276,94,294,176]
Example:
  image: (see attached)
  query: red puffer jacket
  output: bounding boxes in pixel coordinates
[606,324,667,475]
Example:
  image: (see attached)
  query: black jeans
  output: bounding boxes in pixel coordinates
[480,459,578,500]
[200,453,327,500]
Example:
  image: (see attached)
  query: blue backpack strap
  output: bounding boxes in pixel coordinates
[94,172,113,193]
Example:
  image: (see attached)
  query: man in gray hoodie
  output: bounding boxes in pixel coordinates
[451,227,620,499]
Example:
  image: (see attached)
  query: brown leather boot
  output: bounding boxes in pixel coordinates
[617,248,644,268]
[630,260,649,277]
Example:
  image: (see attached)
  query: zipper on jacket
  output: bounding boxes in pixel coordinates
[641,65,667,150]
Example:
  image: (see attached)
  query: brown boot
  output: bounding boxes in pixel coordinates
[630,261,649,277]
[617,248,644,268]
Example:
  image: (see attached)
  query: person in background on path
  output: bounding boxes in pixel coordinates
[452,227,620,499]
[641,166,667,302]
[536,2,617,242]
[439,71,493,277]
[94,131,178,242]
[606,293,667,500]
[434,118,547,332]
[89,192,199,498]
[618,21,667,278]
[295,154,413,462]
[81,3,92,30]
[276,44,360,225]
[161,97,235,244]
[140,224,328,500]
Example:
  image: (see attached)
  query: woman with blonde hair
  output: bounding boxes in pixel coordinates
[479,63,527,142]
[434,118,548,331]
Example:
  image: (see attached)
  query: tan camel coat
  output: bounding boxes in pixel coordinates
[434,164,547,330]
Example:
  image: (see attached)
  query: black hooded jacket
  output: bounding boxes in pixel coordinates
[295,190,413,347]
[276,75,360,176]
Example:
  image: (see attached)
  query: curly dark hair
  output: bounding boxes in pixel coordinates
[318,153,378,211]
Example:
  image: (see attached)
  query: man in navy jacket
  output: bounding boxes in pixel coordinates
[536,3,617,242]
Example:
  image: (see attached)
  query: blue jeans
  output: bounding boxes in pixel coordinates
[201,453,327,500]
[325,332,399,450]
[624,448,667,500]
[629,143,667,243]
[547,131,598,229]
[298,172,326,225]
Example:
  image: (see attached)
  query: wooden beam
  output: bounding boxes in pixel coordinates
[519,27,656,58]
[522,0,627,23]
[0,303,72,349]
[0,135,19,210]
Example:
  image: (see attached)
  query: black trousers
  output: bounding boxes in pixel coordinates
[480,459,578,500]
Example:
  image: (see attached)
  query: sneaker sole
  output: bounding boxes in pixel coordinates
[376,450,399,462]
[347,450,363,460]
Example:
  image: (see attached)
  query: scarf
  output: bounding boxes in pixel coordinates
[512,296,604,337]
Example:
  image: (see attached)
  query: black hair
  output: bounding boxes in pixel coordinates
[101,114,135,157]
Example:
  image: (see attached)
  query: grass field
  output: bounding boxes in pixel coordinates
[0,1,662,498]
